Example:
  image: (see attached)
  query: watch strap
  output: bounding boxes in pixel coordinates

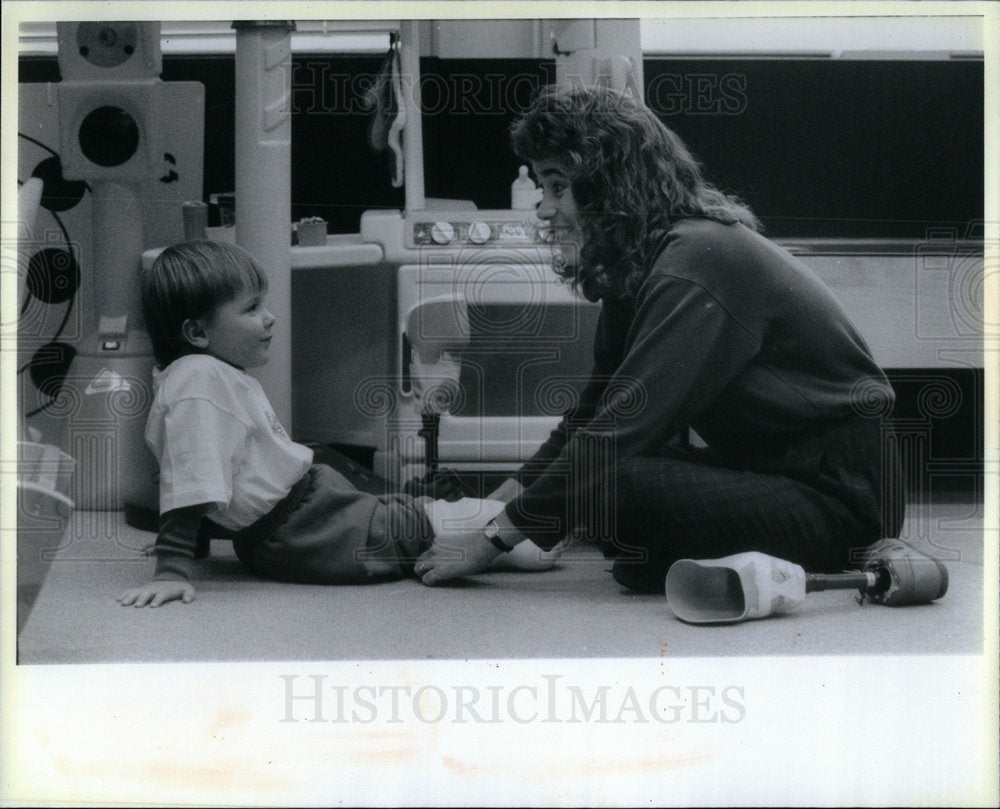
[485,519,514,553]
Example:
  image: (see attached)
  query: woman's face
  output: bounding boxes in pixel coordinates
[531,159,583,262]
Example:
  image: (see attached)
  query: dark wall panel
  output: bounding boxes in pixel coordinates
[20,55,983,239]
[644,58,984,240]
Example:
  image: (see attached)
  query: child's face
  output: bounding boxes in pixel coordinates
[199,285,275,369]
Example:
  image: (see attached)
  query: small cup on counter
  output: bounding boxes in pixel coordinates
[182,201,209,240]
[294,217,328,247]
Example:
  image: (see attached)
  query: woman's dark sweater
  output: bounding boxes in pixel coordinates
[506,217,895,548]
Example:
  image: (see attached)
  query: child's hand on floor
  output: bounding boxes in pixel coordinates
[117,580,195,608]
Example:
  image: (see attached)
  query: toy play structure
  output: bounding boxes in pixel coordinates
[18,21,204,512]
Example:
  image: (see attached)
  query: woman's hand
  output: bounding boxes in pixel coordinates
[117,580,195,608]
[415,529,502,586]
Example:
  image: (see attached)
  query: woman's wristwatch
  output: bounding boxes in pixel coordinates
[484,519,514,553]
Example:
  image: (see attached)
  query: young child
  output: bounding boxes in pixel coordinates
[118,240,558,608]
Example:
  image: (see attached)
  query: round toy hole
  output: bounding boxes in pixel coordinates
[29,342,77,398]
[31,157,87,213]
[78,106,140,167]
[26,248,80,305]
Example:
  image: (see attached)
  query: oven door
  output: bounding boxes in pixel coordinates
[388,257,601,487]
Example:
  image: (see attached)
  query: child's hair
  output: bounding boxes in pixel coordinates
[509,85,760,302]
[141,239,268,368]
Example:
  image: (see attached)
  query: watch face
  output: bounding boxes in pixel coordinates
[484,520,499,539]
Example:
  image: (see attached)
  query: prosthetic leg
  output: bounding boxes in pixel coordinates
[665,539,949,624]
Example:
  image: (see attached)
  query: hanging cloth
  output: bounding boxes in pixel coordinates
[361,33,404,187]
[385,36,405,188]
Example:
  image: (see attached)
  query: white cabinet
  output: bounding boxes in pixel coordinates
[793,247,984,369]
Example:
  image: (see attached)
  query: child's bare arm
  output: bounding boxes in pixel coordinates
[117,503,213,608]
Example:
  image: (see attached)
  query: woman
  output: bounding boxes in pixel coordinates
[415,85,902,592]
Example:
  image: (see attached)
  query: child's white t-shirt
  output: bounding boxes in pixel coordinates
[145,353,313,530]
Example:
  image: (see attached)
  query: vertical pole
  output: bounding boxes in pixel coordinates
[399,20,425,212]
[91,180,144,333]
[233,21,295,430]
[70,183,158,512]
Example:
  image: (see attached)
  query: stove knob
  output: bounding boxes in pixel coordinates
[430,221,455,244]
[467,220,492,245]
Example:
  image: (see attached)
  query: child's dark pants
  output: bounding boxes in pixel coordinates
[232,464,433,584]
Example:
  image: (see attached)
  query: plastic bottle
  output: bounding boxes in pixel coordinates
[511,165,541,210]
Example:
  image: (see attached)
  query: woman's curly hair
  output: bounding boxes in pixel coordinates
[510,85,760,301]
